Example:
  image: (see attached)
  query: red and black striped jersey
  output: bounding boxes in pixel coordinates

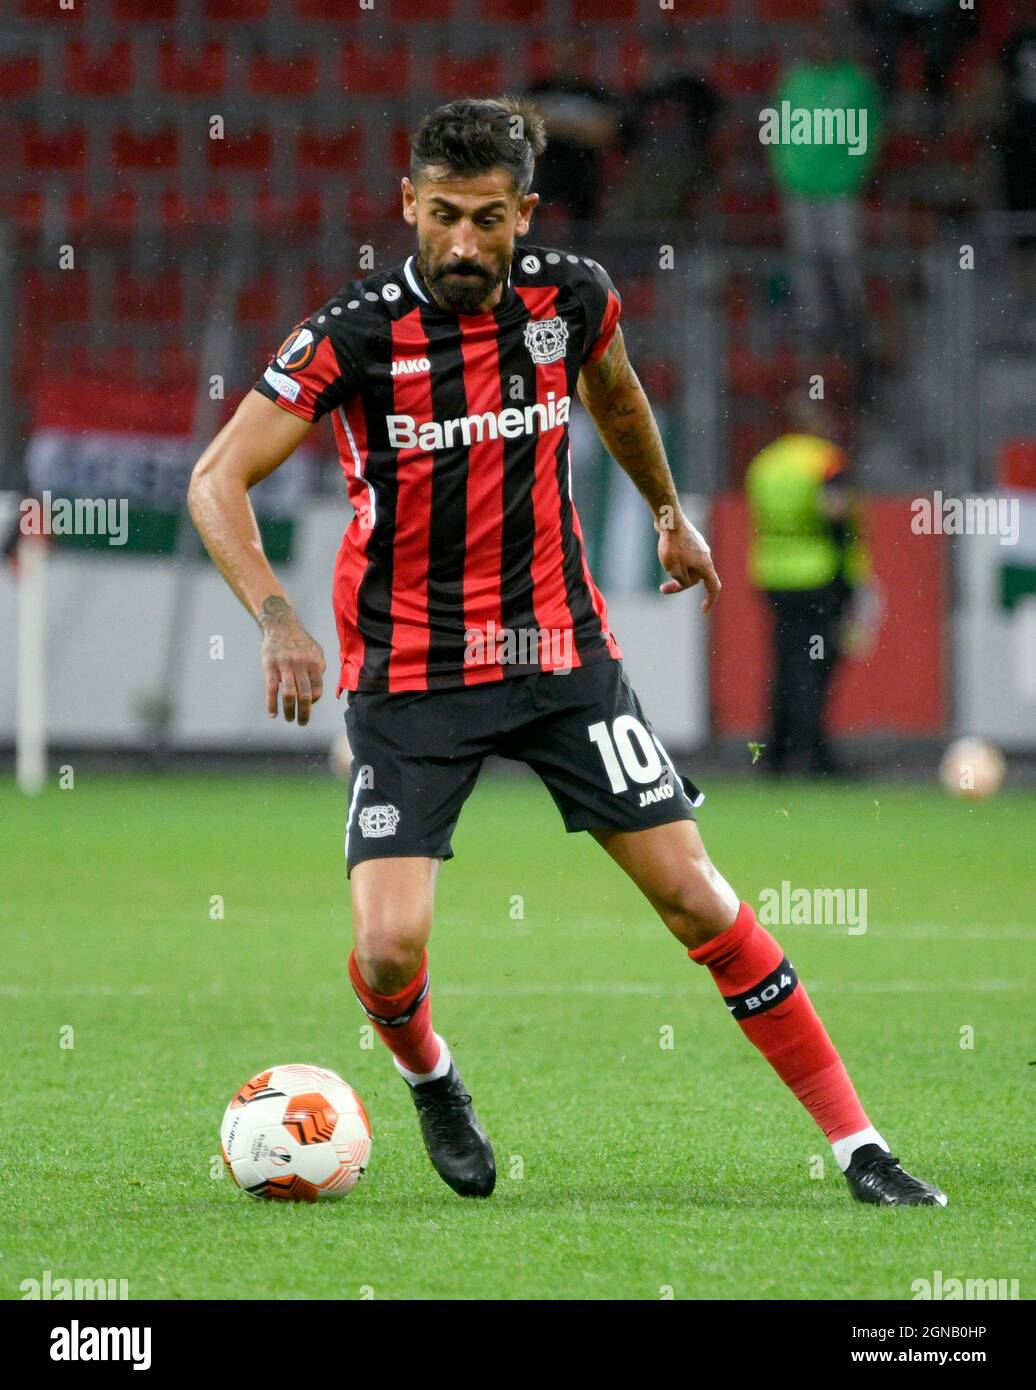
[254,243,624,694]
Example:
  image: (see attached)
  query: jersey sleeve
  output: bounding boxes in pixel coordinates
[253,314,358,422]
[579,259,623,366]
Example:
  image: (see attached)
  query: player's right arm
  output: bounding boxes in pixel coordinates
[187,388,326,726]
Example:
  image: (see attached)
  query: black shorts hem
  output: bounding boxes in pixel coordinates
[346,843,454,879]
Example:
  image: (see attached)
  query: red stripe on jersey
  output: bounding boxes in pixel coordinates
[586,289,621,365]
[387,310,435,689]
[514,285,580,672]
[331,395,372,694]
[567,442,622,660]
[457,312,505,685]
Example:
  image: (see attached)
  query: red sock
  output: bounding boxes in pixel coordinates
[348,948,442,1077]
[689,901,870,1143]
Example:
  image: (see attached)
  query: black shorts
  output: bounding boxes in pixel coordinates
[342,658,702,874]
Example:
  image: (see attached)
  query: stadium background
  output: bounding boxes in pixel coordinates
[0,0,1034,764]
[1,0,1034,1308]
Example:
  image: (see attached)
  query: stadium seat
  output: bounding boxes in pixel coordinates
[115,270,183,323]
[206,129,272,172]
[297,128,363,172]
[67,188,139,235]
[293,0,362,18]
[999,440,1036,491]
[23,269,90,323]
[435,52,503,97]
[573,0,636,20]
[758,0,822,17]
[159,42,227,95]
[66,40,133,96]
[22,123,87,173]
[489,0,545,16]
[249,51,319,98]
[20,0,84,17]
[159,187,231,229]
[254,188,323,229]
[341,41,411,93]
[112,127,180,173]
[203,0,268,18]
[0,53,41,98]
[236,270,280,327]
[113,0,177,19]
[390,0,454,18]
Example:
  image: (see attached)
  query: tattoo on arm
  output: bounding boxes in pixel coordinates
[579,332,680,519]
[256,595,295,629]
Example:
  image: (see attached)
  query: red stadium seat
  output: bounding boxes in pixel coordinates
[20,0,84,17]
[0,53,41,98]
[115,269,183,324]
[297,128,363,173]
[758,0,821,17]
[112,126,180,172]
[160,42,227,95]
[487,0,545,17]
[159,187,231,229]
[341,41,411,94]
[23,270,90,323]
[573,0,635,20]
[389,125,414,175]
[66,40,133,96]
[22,123,87,173]
[435,52,503,97]
[293,0,361,18]
[249,52,318,98]
[203,0,268,18]
[390,0,454,17]
[206,128,272,172]
[5,190,44,233]
[254,188,323,229]
[113,0,177,19]
[236,270,281,327]
[67,188,139,235]
[155,345,199,384]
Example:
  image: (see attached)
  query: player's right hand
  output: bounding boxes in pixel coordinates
[257,596,326,726]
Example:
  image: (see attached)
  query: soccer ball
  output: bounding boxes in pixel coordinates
[938,736,1006,801]
[220,1064,371,1201]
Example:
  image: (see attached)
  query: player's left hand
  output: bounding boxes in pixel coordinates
[656,511,721,613]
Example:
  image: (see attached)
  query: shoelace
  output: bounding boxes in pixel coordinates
[865,1154,931,1196]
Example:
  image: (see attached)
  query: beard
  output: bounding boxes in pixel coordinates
[420,250,507,313]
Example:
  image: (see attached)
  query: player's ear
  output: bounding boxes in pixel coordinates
[401,176,418,226]
[516,192,538,236]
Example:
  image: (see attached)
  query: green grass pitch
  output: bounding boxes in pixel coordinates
[2,770,1033,1300]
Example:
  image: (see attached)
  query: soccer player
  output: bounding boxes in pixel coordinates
[189,98,946,1208]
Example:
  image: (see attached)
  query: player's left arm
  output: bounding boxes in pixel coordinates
[577,325,721,612]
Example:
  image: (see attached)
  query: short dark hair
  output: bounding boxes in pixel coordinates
[410,97,548,197]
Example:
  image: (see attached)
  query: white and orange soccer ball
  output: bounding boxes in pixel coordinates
[220,1064,371,1202]
[938,736,1006,802]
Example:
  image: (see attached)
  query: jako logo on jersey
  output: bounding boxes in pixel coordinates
[358,805,400,839]
[524,315,568,364]
[275,326,316,373]
[390,357,431,377]
[386,393,570,451]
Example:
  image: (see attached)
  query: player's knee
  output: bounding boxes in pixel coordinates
[659,860,739,950]
[352,928,428,995]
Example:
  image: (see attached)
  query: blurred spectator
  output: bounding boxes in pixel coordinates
[768,30,882,369]
[528,41,618,224]
[858,0,979,134]
[997,24,1036,258]
[745,391,875,778]
[613,39,723,228]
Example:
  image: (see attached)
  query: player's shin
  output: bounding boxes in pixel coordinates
[347,948,450,1084]
[688,901,886,1166]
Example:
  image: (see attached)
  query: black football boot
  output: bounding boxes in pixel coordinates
[409,1063,496,1198]
[844,1144,948,1207]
